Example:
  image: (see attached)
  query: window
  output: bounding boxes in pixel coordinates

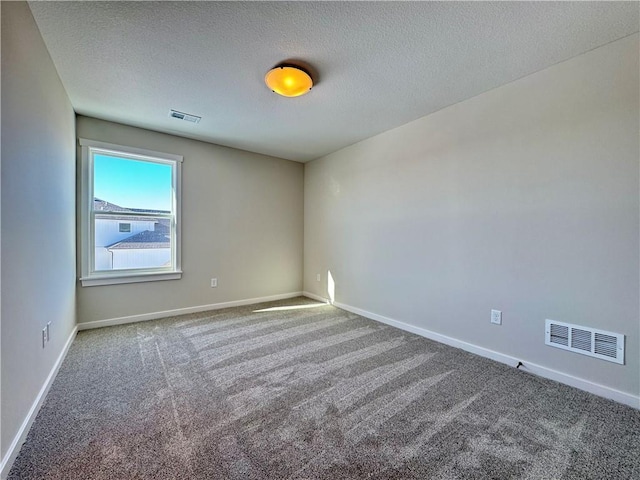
[79,139,182,286]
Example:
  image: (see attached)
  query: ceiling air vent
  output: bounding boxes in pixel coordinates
[545,319,624,364]
[169,109,201,124]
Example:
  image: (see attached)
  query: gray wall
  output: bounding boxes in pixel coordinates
[76,116,304,324]
[304,34,640,397]
[1,1,77,461]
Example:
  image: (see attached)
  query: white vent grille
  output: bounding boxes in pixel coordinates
[549,323,569,346]
[570,328,591,351]
[545,320,624,364]
[169,110,201,123]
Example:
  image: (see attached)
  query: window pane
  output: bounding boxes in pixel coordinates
[81,141,181,284]
[93,154,172,211]
[94,214,171,271]
[92,153,174,273]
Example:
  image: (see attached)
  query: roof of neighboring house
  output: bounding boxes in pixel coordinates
[94,198,132,212]
[107,230,170,250]
[129,207,170,215]
[94,198,170,222]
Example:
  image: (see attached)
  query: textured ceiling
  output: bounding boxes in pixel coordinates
[29,1,639,162]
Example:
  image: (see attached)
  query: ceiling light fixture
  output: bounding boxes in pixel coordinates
[265,65,313,98]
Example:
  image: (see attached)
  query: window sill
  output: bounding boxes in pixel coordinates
[80,271,182,287]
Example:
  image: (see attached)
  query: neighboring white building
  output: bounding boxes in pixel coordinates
[94,199,171,271]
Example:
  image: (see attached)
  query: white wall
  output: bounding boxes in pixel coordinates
[94,218,156,247]
[94,218,160,270]
[110,248,171,270]
[1,0,77,466]
[304,34,639,399]
[76,116,304,324]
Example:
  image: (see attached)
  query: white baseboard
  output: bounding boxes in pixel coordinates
[301,291,330,304]
[77,292,304,331]
[1,325,78,479]
[321,298,639,410]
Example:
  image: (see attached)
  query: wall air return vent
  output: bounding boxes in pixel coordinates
[169,110,201,123]
[545,319,624,364]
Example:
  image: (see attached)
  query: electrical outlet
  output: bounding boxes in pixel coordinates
[491,309,502,325]
[46,321,51,342]
[211,278,217,288]
[42,328,47,348]
[316,273,321,282]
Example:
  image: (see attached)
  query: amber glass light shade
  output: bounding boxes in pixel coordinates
[265,66,313,97]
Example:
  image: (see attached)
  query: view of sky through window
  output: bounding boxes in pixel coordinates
[93,154,172,211]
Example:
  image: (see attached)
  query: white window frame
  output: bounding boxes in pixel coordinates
[79,138,183,287]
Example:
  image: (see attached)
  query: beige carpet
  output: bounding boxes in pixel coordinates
[9,297,640,479]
